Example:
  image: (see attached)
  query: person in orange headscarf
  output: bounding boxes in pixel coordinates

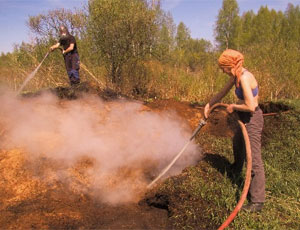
[204,49,265,212]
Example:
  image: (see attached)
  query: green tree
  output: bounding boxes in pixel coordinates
[154,11,176,62]
[175,22,191,50]
[173,22,191,67]
[280,4,300,44]
[250,6,281,45]
[239,11,255,47]
[215,0,241,50]
[88,0,158,86]
[185,38,212,71]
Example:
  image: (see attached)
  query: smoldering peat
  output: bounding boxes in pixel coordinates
[0,89,202,203]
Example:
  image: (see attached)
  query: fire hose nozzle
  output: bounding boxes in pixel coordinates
[189,119,207,141]
[198,119,207,127]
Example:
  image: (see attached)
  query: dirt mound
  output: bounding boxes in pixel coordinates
[145,99,235,137]
[259,101,290,114]
[23,82,129,102]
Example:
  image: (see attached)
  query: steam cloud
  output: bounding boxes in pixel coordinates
[0,88,202,204]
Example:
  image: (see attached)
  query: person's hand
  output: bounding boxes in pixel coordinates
[204,103,210,119]
[49,46,54,52]
[226,104,235,113]
[62,49,66,55]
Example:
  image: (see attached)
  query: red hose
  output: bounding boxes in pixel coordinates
[207,104,252,230]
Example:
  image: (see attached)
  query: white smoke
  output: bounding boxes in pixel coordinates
[0,88,202,204]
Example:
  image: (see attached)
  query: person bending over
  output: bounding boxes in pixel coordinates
[204,49,265,213]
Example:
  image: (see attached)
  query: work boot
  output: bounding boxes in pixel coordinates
[242,202,264,213]
[70,78,80,86]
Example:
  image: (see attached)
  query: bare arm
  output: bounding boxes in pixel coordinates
[50,42,60,51]
[204,76,235,118]
[208,77,235,106]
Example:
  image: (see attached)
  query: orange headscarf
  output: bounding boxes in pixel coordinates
[218,49,244,87]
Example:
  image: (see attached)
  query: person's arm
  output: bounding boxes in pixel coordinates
[62,43,74,55]
[228,74,256,113]
[204,76,235,118]
[50,42,60,51]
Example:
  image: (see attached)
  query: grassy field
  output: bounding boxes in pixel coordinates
[153,100,300,230]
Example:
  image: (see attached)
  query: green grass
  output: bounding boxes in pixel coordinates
[156,100,300,230]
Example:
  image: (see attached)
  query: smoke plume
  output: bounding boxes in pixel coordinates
[0,88,202,204]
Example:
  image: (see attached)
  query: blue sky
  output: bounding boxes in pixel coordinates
[0,0,299,54]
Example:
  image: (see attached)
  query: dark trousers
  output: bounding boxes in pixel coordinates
[64,52,80,85]
[232,107,265,203]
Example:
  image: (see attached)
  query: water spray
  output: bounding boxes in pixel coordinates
[147,119,207,188]
[147,103,227,188]
[80,63,105,89]
[17,51,50,94]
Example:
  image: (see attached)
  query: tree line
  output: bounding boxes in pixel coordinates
[0,0,299,101]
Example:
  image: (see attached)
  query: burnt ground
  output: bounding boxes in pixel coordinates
[0,83,291,230]
[0,147,170,229]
